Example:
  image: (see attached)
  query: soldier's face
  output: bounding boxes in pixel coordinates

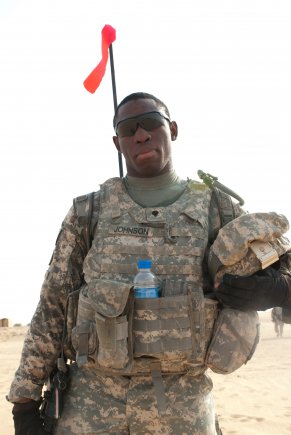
[113,99,177,178]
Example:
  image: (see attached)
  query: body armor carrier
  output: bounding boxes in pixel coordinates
[70,178,259,379]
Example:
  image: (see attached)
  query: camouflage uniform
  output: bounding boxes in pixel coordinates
[271,307,284,337]
[8,177,258,434]
[54,365,216,434]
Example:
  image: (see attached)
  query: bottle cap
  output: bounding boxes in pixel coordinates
[137,259,151,269]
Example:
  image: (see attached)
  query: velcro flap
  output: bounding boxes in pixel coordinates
[183,210,207,231]
[87,279,131,317]
[97,316,128,342]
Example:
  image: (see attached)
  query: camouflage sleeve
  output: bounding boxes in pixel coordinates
[203,193,246,295]
[8,204,90,402]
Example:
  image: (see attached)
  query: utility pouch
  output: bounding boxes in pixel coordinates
[205,308,260,374]
[88,279,134,370]
[71,285,97,366]
[134,281,205,363]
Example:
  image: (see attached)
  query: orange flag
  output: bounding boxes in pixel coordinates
[83,25,116,94]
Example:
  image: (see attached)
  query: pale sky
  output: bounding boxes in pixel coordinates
[1,0,291,324]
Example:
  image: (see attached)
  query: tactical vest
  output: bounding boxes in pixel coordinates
[69,177,259,378]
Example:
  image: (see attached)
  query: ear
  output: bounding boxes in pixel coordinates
[170,121,178,141]
[113,135,121,152]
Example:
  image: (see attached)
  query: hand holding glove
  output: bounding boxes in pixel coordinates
[215,268,291,311]
[12,399,47,435]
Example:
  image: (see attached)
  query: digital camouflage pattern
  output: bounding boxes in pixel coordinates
[80,178,217,376]
[205,212,290,375]
[73,284,219,376]
[54,364,216,435]
[8,206,88,402]
[208,212,291,285]
[205,308,259,374]
[8,176,245,434]
[83,178,213,284]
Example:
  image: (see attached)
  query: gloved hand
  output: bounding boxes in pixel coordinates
[215,268,291,311]
[12,399,47,435]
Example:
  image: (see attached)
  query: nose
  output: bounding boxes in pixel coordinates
[134,125,151,143]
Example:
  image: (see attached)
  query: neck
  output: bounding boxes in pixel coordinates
[125,170,179,189]
[123,170,187,207]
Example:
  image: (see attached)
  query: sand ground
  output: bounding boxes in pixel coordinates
[1,311,290,434]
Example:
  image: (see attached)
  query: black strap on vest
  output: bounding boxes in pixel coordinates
[73,191,96,252]
[213,187,236,228]
[197,169,244,228]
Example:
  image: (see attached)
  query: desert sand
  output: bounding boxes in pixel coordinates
[1,311,290,435]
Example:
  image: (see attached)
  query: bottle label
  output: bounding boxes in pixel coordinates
[134,287,159,298]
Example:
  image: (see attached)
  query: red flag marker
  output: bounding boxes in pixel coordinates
[84,25,116,93]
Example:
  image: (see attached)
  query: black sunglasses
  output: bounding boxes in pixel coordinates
[115,111,171,137]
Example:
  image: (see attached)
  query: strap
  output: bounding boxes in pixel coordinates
[76,322,90,366]
[151,361,167,415]
[59,192,97,364]
[208,252,224,280]
[126,290,135,366]
[60,287,80,363]
[213,187,236,228]
[73,191,97,251]
[197,169,241,228]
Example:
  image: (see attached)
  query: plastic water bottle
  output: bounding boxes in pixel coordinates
[133,259,159,298]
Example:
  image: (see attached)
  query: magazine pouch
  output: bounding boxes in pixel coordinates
[88,279,134,370]
[71,284,97,366]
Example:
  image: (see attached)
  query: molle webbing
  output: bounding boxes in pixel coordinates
[73,191,98,251]
[66,177,236,371]
[134,296,193,355]
[213,188,235,227]
[133,284,205,359]
[76,178,219,377]
[83,177,212,285]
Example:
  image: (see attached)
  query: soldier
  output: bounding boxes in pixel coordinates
[8,92,291,434]
[271,307,284,337]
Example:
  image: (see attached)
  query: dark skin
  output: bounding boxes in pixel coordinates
[113,98,178,178]
[13,98,177,406]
